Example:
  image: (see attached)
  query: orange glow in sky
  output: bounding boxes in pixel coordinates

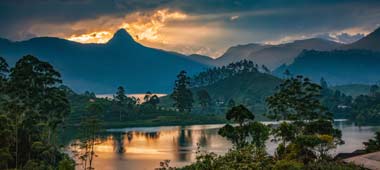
[66,9,188,45]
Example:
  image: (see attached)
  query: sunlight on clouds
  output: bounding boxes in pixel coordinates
[64,9,228,57]
[67,31,112,43]
[67,9,187,45]
[120,9,187,43]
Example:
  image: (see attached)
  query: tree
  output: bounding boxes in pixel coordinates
[6,55,70,168]
[0,55,73,169]
[114,86,128,121]
[144,91,153,103]
[149,95,160,107]
[171,71,193,112]
[364,131,380,153]
[197,90,211,112]
[78,102,104,170]
[266,75,342,162]
[218,105,269,148]
[266,75,331,121]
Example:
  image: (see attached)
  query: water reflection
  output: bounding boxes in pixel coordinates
[68,122,379,170]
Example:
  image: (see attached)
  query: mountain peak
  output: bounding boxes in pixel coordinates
[107,29,136,46]
[343,27,380,51]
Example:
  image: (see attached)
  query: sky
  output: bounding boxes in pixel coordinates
[1,0,380,58]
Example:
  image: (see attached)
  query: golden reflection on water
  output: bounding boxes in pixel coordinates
[69,122,380,170]
[70,124,231,170]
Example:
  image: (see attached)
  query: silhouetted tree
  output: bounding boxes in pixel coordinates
[171,71,193,112]
[114,86,127,121]
[218,105,269,148]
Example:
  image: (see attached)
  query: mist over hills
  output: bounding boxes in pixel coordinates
[0,29,209,93]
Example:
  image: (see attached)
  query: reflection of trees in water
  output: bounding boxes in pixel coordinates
[107,132,125,154]
[177,129,193,161]
[132,131,161,141]
[126,131,133,143]
[198,130,210,147]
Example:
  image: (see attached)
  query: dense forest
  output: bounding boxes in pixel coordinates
[190,60,270,88]
[0,55,74,169]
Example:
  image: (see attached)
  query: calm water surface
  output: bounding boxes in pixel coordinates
[68,121,380,170]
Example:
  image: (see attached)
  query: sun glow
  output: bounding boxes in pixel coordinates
[67,31,113,43]
[66,9,187,44]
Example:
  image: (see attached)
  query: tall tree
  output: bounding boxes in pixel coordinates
[266,75,342,162]
[114,86,128,121]
[171,71,193,112]
[78,102,104,170]
[1,55,71,168]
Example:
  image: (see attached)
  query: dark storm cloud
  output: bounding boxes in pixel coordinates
[1,0,380,44]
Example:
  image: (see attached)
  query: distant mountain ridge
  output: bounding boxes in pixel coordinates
[215,27,380,70]
[272,27,380,85]
[342,27,380,51]
[215,38,342,69]
[0,29,209,93]
[273,49,380,85]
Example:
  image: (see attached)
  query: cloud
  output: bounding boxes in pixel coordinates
[230,15,239,21]
[1,0,380,57]
[315,32,365,44]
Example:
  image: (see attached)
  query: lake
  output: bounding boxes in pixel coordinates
[68,121,380,170]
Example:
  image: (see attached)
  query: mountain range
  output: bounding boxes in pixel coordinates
[1,27,379,93]
[273,28,380,85]
[215,38,342,69]
[0,29,209,93]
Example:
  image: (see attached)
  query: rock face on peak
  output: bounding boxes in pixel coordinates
[0,30,209,93]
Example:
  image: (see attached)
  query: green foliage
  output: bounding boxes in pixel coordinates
[171,70,193,112]
[219,105,270,148]
[180,145,273,170]
[196,90,212,112]
[266,75,331,121]
[267,75,342,163]
[304,161,364,170]
[190,60,259,88]
[363,131,380,153]
[58,156,76,170]
[319,79,352,118]
[0,56,74,169]
[272,160,303,170]
[349,91,380,125]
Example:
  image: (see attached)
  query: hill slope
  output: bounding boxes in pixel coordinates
[342,27,380,51]
[215,38,341,69]
[194,72,281,111]
[0,29,209,93]
[273,50,380,85]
